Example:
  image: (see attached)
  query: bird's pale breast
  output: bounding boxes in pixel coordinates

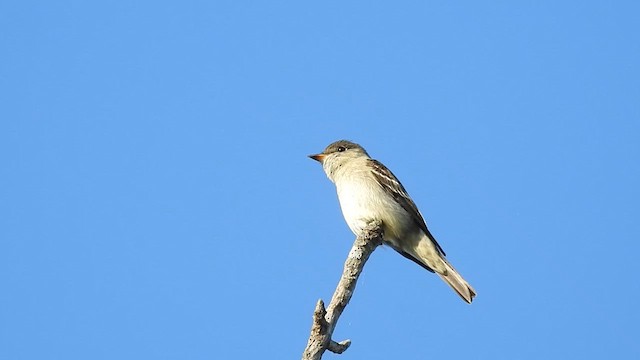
[335,170,413,242]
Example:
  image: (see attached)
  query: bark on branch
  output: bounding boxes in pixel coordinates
[302,221,384,360]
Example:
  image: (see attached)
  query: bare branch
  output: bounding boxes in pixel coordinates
[327,339,351,354]
[302,221,383,360]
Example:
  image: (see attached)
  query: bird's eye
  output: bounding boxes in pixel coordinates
[337,146,346,152]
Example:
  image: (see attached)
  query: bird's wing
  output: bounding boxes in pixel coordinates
[368,159,446,256]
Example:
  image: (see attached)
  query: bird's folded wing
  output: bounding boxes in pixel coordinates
[368,159,447,256]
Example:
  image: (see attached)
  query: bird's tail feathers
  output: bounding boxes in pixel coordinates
[437,259,476,304]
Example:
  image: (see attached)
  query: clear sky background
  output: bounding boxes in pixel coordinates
[1,1,639,359]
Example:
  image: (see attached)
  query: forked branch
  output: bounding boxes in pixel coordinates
[302,221,383,360]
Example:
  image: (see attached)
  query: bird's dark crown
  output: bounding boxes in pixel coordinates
[323,140,368,155]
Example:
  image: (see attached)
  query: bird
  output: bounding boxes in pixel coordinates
[309,140,476,303]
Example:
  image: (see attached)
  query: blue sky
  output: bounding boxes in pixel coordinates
[1,1,639,359]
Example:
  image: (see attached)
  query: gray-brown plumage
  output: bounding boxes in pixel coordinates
[310,140,476,303]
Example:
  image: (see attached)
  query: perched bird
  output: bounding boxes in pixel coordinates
[309,140,476,303]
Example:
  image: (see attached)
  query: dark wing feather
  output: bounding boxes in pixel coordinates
[368,159,446,257]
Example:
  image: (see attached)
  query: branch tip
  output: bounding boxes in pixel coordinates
[328,339,351,354]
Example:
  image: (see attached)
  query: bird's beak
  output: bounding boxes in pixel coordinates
[308,153,326,162]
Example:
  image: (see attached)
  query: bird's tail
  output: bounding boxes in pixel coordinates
[437,259,476,304]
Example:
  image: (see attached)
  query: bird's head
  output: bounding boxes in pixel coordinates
[309,140,370,181]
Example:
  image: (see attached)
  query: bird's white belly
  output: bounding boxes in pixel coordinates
[336,178,410,240]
